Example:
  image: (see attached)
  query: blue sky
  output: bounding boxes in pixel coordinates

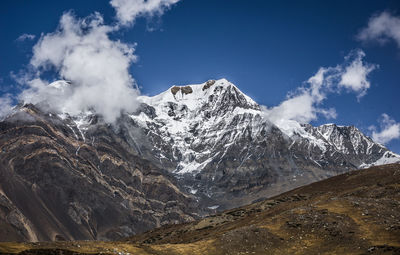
[1,0,400,152]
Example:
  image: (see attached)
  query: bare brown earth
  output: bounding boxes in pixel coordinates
[1,163,399,255]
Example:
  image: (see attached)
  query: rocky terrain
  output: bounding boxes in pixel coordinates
[1,163,399,254]
[0,104,199,242]
[0,78,399,242]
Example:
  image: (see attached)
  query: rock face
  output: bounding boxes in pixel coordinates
[0,78,399,242]
[0,104,199,242]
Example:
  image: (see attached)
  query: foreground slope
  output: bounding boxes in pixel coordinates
[1,163,399,254]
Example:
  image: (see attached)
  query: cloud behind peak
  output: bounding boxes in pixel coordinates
[371,114,400,145]
[20,11,140,123]
[262,50,376,126]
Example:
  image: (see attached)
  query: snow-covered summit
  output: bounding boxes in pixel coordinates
[132,79,265,174]
[48,80,71,92]
[139,78,259,112]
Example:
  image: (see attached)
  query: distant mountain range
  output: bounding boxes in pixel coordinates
[0,79,399,242]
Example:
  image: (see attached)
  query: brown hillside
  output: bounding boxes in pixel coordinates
[1,163,399,255]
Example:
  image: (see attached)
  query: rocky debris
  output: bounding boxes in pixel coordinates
[0,193,38,242]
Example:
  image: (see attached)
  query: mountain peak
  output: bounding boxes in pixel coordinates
[48,80,72,92]
[139,79,259,112]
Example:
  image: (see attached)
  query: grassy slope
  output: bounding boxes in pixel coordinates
[1,164,400,255]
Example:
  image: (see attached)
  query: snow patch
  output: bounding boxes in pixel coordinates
[359,151,400,168]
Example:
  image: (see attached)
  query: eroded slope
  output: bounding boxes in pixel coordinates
[0,104,198,242]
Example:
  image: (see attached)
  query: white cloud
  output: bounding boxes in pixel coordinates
[370,114,400,145]
[263,50,375,126]
[0,94,14,119]
[357,11,400,48]
[19,12,140,123]
[16,33,36,41]
[262,89,336,125]
[12,0,182,123]
[110,0,181,26]
[339,50,376,98]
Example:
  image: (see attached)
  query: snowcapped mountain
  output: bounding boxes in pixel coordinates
[124,78,400,208]
[132,79,262,174]
[128,78,400,172]
[1,78,399,241]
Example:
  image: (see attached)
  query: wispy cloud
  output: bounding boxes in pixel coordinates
[262,50,376,126]
[110,0,181,27]
[357,11,400,48]
[0,94,14,119]
[370,114,400,145]
[16,33,36,42]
